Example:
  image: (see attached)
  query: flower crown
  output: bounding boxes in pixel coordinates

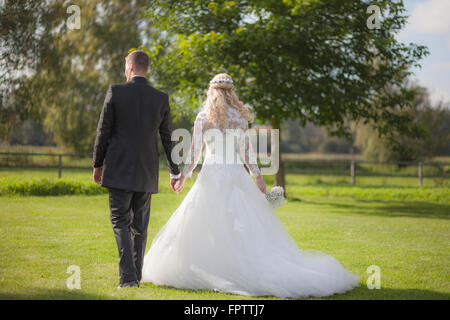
[210,78,233,85]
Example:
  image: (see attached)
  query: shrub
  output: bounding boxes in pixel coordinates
[0,177,108,196]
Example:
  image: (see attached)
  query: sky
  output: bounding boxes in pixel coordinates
[396,0,450,104]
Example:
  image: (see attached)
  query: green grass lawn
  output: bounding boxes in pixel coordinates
[0,168,449,300]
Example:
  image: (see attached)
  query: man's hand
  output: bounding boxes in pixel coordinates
[255,175,266,194]
[170,177,178,192]
[172,175,186,194]
[93,167,103,184]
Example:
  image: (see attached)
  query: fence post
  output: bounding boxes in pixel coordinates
[418,161,423,187]
[58,155,62,178]
[350,160,355,185]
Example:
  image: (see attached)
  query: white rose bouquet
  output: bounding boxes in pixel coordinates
[265,186,285,210]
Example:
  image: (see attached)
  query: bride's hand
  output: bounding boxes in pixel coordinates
[255,175,266,194]
[174,175,186,193]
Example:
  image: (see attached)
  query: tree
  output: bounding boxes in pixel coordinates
[281,118,356,154]
[353,84,450,162]
[1,0,152,153]
[10,120,55,146]
[0,0,66,140]
[142,0,428,190]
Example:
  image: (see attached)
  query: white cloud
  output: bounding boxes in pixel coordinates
[406,0,450,34]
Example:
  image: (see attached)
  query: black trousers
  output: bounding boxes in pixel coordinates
[108,187,152,284]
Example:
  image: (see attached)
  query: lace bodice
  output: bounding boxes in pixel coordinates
[181,107,261,178]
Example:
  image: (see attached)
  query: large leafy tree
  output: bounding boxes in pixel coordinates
[0,1,66,139]
[143,0,428,189]
[1,0,151,153]
[354,84,450,162]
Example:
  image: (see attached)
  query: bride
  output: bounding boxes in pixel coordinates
[141,73,360,298]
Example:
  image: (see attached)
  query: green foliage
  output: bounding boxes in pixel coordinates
[0,177,108,196]
[10,120,56,146]
[0,169,176,196]
[354,84,450,162]
[143,0,428,141]
[281,119,356,153]
[0,1,66,138]
[1,0,152,153]
[288,185,450,203]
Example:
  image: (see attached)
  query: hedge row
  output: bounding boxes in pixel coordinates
[290,185,450,203]
[1,177,447,202]
[0,177,107,196]
[0,177,173,196]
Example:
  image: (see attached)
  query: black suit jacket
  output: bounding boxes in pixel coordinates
[92,76,180,193]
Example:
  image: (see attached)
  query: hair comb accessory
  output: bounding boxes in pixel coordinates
[210,78,233,85]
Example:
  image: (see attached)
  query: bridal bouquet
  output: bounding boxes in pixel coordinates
[265,186,285,210]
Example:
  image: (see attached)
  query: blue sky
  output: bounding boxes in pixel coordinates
[396,0,450,104]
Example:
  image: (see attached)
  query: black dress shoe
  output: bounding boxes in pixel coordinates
[117,280,139,289]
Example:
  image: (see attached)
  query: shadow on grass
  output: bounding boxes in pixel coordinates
[139,283,268,300]
[0,289,107,300]
[0,286,448,300]
[291,182,443,189]
[146,284,450,300]
[326,286,450,300]
[289,197,450,220]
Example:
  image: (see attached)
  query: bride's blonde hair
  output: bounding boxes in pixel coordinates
[202,73,252,128]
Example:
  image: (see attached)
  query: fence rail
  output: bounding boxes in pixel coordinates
[0,152,448,186]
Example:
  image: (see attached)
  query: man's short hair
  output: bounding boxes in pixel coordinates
[126,50,149,73]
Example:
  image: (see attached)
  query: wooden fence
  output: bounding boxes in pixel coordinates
[0,152,448,187]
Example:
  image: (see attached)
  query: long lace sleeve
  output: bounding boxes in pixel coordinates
[182,111,206,178]
[240,122,261,177]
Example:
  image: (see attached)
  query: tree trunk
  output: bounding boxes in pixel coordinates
[270,118,286,196]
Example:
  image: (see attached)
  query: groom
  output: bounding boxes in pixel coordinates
[92,50,181,288]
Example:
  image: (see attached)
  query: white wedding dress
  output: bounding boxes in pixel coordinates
[141,107,360,298]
